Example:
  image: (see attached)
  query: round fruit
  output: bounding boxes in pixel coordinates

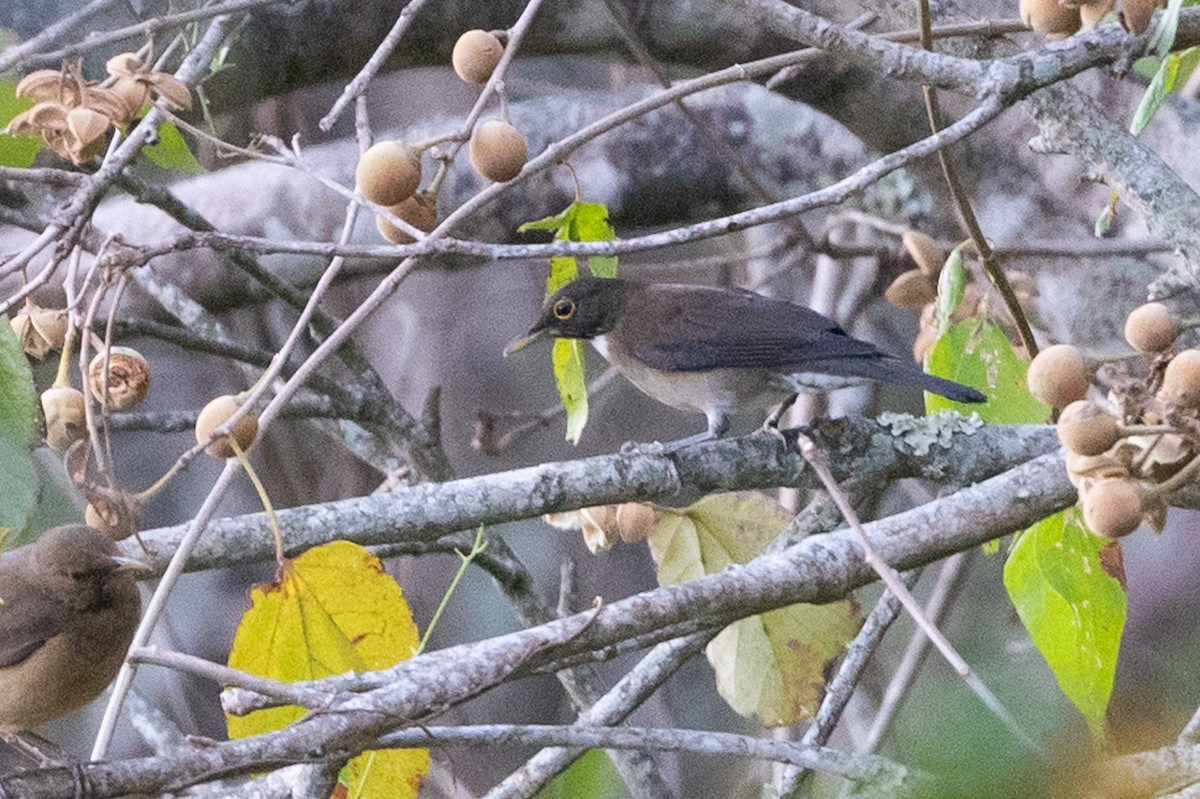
[85,495,136,540]
[1124,302,1177,353]
[355,140,421,206]
[1160,349,1200,408]
[469,120,527,183]
[1020,0,1082,36]
[1082,478,1145,538]
[41,385,87,453]
[884,270,936,312]
[1056,400,1120,456]
[375,194,438,244]
[195,395,259,458]
[89,346,150,409]
[452,30,504,85]
[1027,344,1090,409]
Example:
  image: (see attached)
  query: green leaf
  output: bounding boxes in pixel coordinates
[646,493,860,725]
[1148,0,1185,58]
[553,338,588,444]
[1003,511,1126,738]
[0,316,39,543]
[925,319,1050,423]
[520,201,618,443]
[935,245,965,333]
[539,750,624,799]
[0,80,41,168]
[144,121,203,175]
[1094,200,1115,238]
[1130,52,1180,136]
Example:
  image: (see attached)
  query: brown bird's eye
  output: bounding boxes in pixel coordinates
[552,299,576,320]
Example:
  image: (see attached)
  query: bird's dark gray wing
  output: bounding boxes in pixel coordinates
[622,284,882,372]
[0,575,64,668]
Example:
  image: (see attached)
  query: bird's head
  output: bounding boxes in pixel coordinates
[504,276,632,355]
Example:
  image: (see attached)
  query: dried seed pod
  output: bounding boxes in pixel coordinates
[452,30,504,84]
[148,73,192,110]
[1082,478,1145,538]
[41,385,87,453]
[615,502,657,543]
[195,395,259,458]
[1020,0,1082,36]
[84,492,137,540]
[105,52,144,78]
[1057,400,1120,456]
[1124,302,1178,353]
[1159,349,1200,409]
[469,120,527,182]
[89,347,151,409]
[375,194,437,244]
[1080,0,1117,27]
[1122,0,1158,34]
[901,230,945,278]
[884,270,936,312]
[356,140,422,206]
[10,306,68,359]
[1027,344,1090,409]
[110,76,149,117]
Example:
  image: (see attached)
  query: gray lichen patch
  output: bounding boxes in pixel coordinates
[877,411,984,456]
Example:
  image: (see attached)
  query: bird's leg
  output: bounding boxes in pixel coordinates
[619,412,726,455]
[760,393,799,439]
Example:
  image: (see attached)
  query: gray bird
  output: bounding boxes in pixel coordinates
[506,276,985,446]
[0,524,144,734]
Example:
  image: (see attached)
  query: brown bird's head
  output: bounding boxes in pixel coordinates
[505,276,633,355]
[31,524,147,611]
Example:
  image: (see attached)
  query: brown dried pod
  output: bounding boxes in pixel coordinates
[1020,0,1082,36]
[66,106,110,149]
[109,76,149,117]
[615,502,658,543]
[900,230,945,278]
[41,385,87,453]
[1082,478,1146,538]
[195,394,259,458]
[84,491,138,540]
[15,70,69,103]
[10,306,68,359]
[356,140,422,206]
[105,52,145,78]
[1080,0,1117,27]
[89,347,151,409]
[1065,449,1130,490]
[544,506,619,553]
[1027,344,1090,409]
[452,30,504,85]
[1122,0,1159,34]
[884,270,936,312]
[148,73,192,110]
[469,120,527,183]
[376,194,437,244]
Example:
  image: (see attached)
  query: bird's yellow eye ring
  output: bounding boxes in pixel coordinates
[552,298,576,320]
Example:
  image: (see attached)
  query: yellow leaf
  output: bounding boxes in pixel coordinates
[646,493,860,726]
[227,540,428,798]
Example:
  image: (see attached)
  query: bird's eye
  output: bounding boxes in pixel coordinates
[552,299,576,320]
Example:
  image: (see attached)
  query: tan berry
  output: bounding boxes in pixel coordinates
[1122,0,1158,34]
[1020,0,1082,37]
[356,140,422,206]
[89,346,150,409]
[1160,349,1200,408]
[1124,302,1177,353]
[884,270,936,312]
[1080,0,1116,27]
[1027,344,1090,409]
[452,30,504,84]
[41,386,87,453]
[375,194,437,244]
[1082,478,1145,538]
[195,395,259,458]
[1057,400,1120,456]
[469,120,527,182]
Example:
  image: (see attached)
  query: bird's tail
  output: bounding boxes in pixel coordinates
[812,356,986,404]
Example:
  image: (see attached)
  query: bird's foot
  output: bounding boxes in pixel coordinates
[619,440,666,456]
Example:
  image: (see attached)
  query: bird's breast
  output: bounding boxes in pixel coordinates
[591,335,793,416]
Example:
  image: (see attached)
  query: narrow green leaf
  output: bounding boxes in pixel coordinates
[1094,201,1115,238]
[517,206,573,234]
[0,80,41,168]
[1130,52,1180,136]
[144,121,203,174]
[0,316,39,542]
[1003,511,1126,738]
[553,338,588,444]
[935,245,965,333]
[1148,0,1185,58]
[925,319,1050,423]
